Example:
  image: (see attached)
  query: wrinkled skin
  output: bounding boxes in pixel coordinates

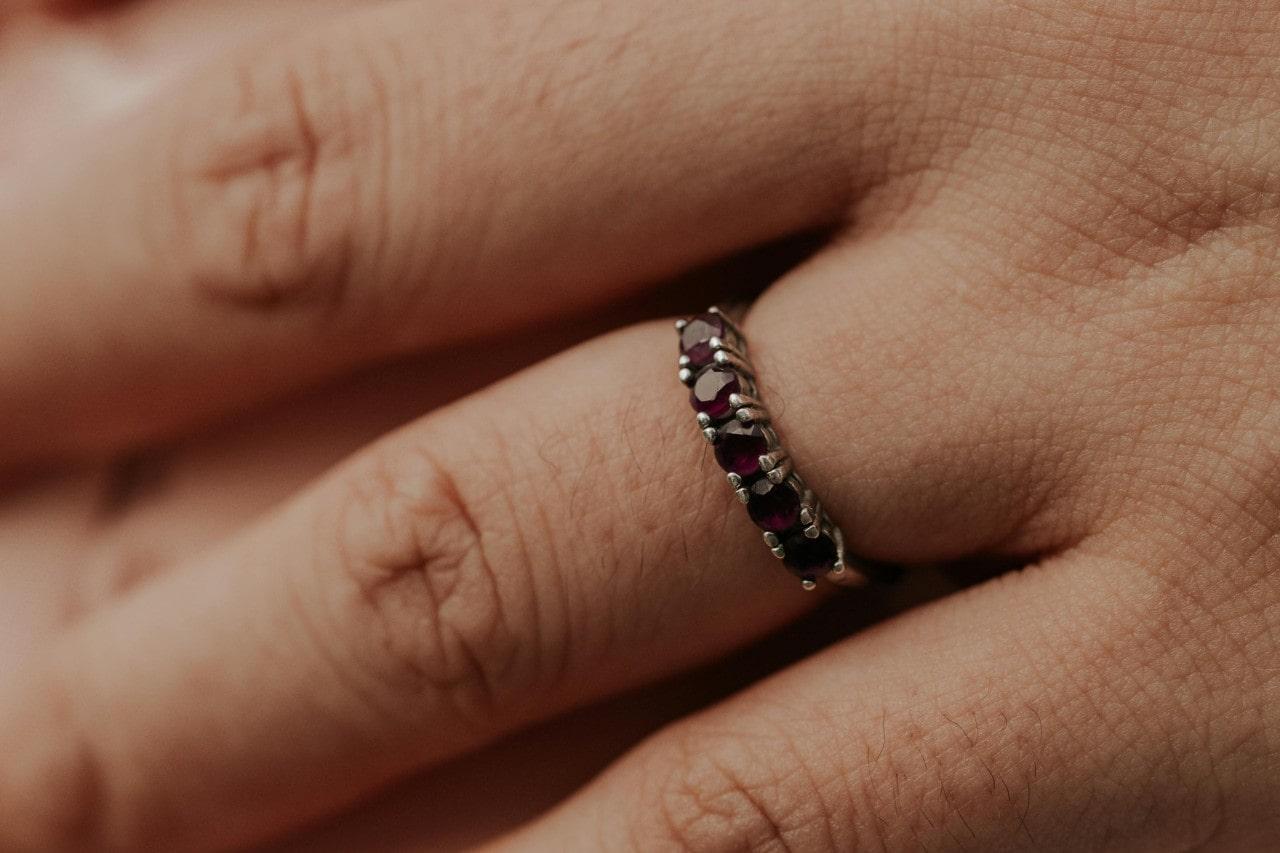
[2,0,1279,850]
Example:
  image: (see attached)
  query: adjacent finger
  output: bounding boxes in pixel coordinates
[0,0,910,462]
[497,534,1276,852]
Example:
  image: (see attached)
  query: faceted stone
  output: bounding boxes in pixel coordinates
[714,421,769,476]
[689,367,739,420]
[679,313,726,368]
[782,531,839,577]
[746,479,801,533]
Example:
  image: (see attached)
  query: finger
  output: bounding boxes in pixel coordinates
[0,320,602,805]
[0,230,1065,853]
[0,0,910,462]
[497,532,1277,852]
[0,322,819,850]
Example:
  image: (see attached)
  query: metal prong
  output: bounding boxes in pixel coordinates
[766,456,794,484]
[727,473,743,488]
[831,525,846,559]
[735,406,770,425]
[800,490,821,526]
[829,562,869,588]
[702,427,717,444]
[678,354,692,368]
[802,515,822,538]
[736,487,751,504]
[827,527,866,586]
[707,306,746,341]
[712,349,754,378]
[728,392,763,411]
[675,318,689,331]
[758,450,788,473]
[763,532,785,559]
[696,412,712,429]
[709,337,748,362]
[801,577,818,591]
[678,367,695,385]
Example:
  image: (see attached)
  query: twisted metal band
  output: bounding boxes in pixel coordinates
[677,306,867,590]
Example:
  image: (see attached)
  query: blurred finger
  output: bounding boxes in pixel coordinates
[0,0,910,462]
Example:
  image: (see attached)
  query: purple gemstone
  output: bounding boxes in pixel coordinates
[714,421,769,476]
[679,313,726,368]
[689,367,739,420]
[746,479,801,533]
[782,531,838,577]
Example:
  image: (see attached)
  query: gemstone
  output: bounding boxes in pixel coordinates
[746,478,801,533]
[714,421,769,476]
[689,367,739,419]
[679,313,726,368]
[782,531,839,577]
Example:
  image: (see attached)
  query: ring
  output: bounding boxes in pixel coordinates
[676,306,884,590]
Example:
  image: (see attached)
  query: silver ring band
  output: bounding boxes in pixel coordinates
[677,306,874,590]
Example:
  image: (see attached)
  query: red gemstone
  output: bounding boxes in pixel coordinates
[782,531,838,577]
[689,367,739,419]
[714,421,769,476]
[679,313,726,369]
[746,479,801,532]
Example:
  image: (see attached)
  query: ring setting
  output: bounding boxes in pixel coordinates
[677,307,866,590]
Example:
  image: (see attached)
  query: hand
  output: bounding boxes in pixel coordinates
[4,0,1280,850]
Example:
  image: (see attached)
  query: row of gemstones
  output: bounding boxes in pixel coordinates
[678,310,843,587]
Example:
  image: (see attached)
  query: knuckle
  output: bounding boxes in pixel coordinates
[165,38,394,311]
[634,720,839,853]
[846,701,1027,851]
[314,438,536,723]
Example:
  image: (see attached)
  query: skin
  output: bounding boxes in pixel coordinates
[1,0,1279,849]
